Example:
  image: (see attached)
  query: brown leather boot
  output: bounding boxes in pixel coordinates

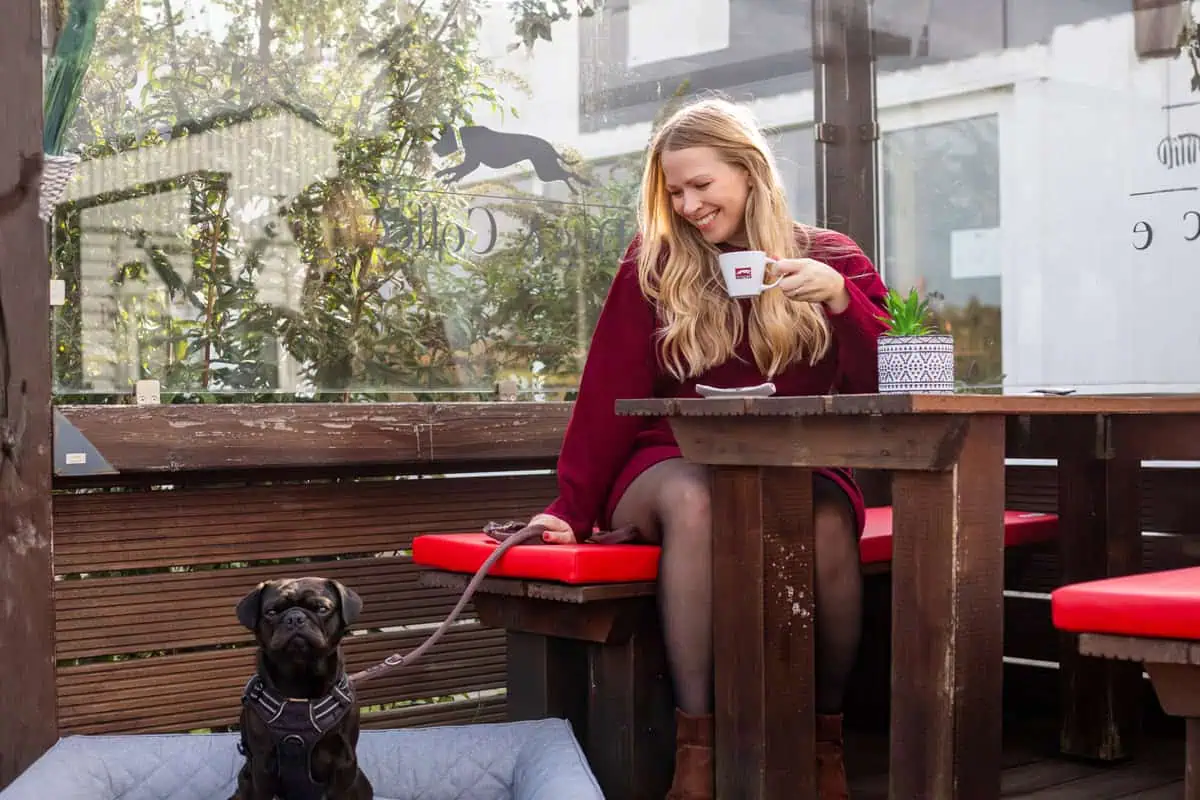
[665,708,714,799]
[816,713,850,799]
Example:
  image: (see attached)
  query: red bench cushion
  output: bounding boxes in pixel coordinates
[1052,567,1200,641]
[858,507,1058,564]
[412,533,661,584]
[412,507,1059,584]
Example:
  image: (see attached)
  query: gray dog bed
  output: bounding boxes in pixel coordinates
[0,718,603,800]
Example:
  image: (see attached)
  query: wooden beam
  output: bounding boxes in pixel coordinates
[667,414,971,471]
[57,403,429,472]
[1133,0,1185,59]
[1056,417,1143,761]
[711,465,817,799]
[426,402,571,464]
[0,0,58,786]
[889,414,1007,799]
[812,0,879,263]
[618,393,1200,417]
[55,402,573,474]
[60,396,1200,477]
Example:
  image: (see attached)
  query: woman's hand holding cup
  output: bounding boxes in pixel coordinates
[716,250,850,313]
[770,257,850,313]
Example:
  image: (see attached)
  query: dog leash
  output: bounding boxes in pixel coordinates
[347,523,547,686]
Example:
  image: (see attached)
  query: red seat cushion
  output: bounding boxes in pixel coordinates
[412,532,661,584]
[413,508,1059,584]
[858,507,1059,564]
[1052,567,1200,640]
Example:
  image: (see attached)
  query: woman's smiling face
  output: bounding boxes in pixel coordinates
[660,145,751,246]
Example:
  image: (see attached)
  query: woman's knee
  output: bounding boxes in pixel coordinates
[656,462,712,542]
[610,459,711,542]
[813,487,860,571]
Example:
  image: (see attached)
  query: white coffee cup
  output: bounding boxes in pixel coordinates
[717,250,782,298]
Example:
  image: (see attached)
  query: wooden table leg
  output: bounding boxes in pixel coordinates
[1057,416,1142,761]
[504,631,586,725]
[1187,718,1200,800]
[889,415,1006,800]
[711,465,817,800]
[587,610,677,800]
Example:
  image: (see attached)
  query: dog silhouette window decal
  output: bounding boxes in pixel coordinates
[432,124,591,192]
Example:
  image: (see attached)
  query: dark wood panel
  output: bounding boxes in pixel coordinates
[57,402,573,474]
[0,0,58,785]
[60,398,1200,478]
[55,557,481,659]
[1006,465,1200,538]
[889,415,1006,799]
[361,694,508,729]
[57,626,505,735]
[426,403,570,464]
[617,393,1200,418]
[58,403,426,472]
[671,413,974,471]
[52,472,558,572]
[49,471,550,737]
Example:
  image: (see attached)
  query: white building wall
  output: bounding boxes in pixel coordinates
[461,6,1200,394]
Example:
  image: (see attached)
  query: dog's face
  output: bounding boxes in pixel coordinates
[236,577,363,662]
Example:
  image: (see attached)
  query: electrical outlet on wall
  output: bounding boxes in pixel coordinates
[135,379,161,406]
[49,279,66,306]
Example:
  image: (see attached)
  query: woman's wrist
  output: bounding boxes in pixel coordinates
[824,275,851,315]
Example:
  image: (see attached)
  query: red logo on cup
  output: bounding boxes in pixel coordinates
[734,267,752,279]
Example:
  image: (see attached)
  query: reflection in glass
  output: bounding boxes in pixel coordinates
[882,115,1001,390]
[47,0,820,401]
[48,0,638,400]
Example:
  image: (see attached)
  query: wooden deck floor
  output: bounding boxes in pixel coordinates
[844,726,1185,798]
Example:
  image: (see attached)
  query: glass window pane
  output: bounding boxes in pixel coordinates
[882,115,1001,389]
[879,1,1200,393]
[48,0,820,402]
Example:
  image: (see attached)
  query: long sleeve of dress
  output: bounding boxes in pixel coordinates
[810,230,890,394]
[543,237,660,539]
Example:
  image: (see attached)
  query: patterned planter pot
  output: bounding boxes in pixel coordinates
[877,334,955,394]
[39,153,80,222]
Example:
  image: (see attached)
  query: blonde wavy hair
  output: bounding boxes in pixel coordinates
[636,98,831,381]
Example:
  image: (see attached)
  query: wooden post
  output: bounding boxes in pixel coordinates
[812,0,879,264]
[1057,416,1143,760]
[0,0,58,787]
[889,415,1007,799]
[710,465,817,799]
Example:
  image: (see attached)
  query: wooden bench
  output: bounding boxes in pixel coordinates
[1052,567,1200,798]
[415,505,1059,799]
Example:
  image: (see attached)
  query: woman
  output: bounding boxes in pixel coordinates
[522,97,889,800]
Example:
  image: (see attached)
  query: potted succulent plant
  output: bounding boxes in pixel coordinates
[876,287,955,394]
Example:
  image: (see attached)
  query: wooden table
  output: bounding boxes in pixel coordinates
[615,392,1200,800]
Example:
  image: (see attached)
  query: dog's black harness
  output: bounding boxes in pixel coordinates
[238,670,356,800]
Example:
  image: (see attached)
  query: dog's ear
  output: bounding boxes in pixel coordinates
[327,579,363,628]
[236,581,270,631]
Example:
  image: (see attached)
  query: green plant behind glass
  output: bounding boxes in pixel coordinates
[43,0,106,155]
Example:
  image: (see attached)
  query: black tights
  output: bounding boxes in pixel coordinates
[610,458,863,716]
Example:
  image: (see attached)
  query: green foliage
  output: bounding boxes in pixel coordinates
[44,0,107,154]
[507,0,603,51]
[50,0,640,402]
[878,287,938,337]
[467,161,640,386]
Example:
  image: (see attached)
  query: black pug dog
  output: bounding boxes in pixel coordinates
[230,577,373,800]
